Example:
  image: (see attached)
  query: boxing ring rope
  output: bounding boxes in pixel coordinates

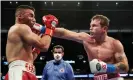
[1,29,133,33]
[1,74,131,79]
[1,61,132,79]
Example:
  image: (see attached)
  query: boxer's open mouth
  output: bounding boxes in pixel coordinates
[90,32,94,36]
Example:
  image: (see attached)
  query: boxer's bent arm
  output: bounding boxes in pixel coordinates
[54,28,89,43]
[113,40,129,73]
[19,24,51,51]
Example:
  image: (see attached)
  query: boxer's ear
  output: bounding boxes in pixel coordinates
[104,26,108,31]
[18,13,24,19]
[102,26,107,33]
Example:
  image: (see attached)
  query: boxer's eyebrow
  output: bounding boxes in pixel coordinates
[29,13,34,17]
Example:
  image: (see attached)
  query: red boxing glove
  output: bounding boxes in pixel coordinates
[42,14,58,36]
[32,48,40,54]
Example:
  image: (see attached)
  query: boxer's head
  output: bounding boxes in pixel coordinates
[52,45,64,61]
[90,14,110,38]
[15,5,36,27]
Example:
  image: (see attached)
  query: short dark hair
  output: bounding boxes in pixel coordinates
[15,5,35,17]
[51,45,64,53]
[91,14,110,27]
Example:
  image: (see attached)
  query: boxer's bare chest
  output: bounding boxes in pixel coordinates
[83,40,115,62]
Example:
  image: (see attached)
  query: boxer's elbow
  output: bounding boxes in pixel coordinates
[40,48,48,52]
[125,64,129,73]
[122,65,129,73]
[39,44,49,52]
[34,43,49,52]
[36,38,51,52]
[117,62,129,73]
[121,62,129,73]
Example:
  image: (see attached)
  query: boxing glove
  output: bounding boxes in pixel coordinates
[42,14,58,36]
[89,59,116,73]
[32,23,45,35]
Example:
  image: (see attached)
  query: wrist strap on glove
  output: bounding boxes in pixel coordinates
[107,64,116,73]
[44,28,54,37]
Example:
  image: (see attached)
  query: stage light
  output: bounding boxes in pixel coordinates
[44,2,47,5]
[83,60,86,63]
[40,56,45,60]
[116,2,118,6]
[30,2,32,5]
[96,3,99,7]
[51,2,53,6]
[77,2,80,6]
[10,1,12,4]
[16,1,18,4]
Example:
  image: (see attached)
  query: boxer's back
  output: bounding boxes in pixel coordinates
[6,24,33,63]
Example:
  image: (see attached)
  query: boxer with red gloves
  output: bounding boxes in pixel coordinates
[5,5,58,80]
[32,14,58,37]
[32,14,58,55]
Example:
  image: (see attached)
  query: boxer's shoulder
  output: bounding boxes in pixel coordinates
[18,24,31,30]
[106,36,121,45]
[108,36,123,51]
[14,24,32,36]
[9,24,30,33]
[107,36,120,41]
[108,36,122,46]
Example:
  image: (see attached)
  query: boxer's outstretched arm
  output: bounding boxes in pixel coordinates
[19,24,51,52]
[114,40,129,73]
[54,28,90,43]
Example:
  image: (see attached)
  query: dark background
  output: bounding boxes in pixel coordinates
[1,1,133,79]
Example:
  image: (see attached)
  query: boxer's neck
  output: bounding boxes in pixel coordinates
[95,33,107,44]
[15,18,23,24]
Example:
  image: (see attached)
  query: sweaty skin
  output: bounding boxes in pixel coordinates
[6,9,51,64]
[53,19,129,73]
[6,24,34,63]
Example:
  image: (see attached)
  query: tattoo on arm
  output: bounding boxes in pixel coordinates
[118,56,123,61]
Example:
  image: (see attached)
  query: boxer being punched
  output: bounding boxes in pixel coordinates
[5,5,58,80]
[53,14,129,80]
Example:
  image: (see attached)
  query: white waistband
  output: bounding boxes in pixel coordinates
[9,60,29,68]
[8,60,35,74]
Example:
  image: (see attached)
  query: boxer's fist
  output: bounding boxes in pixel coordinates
[32,23,45,35]
[42,14,58,29]
[89,59,107,73]
[42,14,58,36]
